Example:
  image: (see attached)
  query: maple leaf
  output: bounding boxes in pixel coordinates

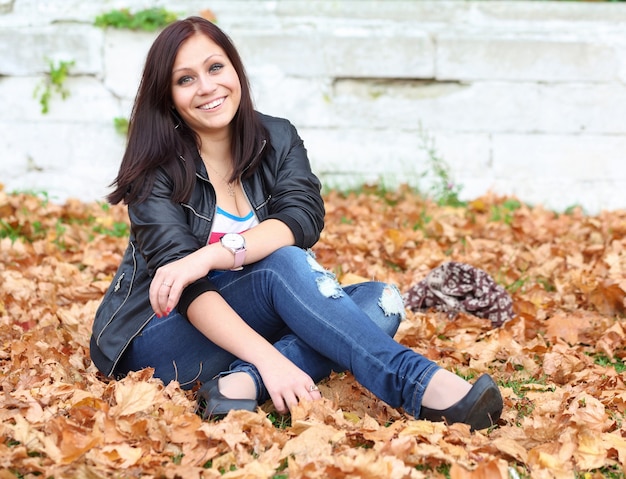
[109,372,162,416]
[544,311,593,345]
[588,280,625,316]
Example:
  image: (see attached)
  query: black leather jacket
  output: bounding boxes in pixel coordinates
[90,113,325,377]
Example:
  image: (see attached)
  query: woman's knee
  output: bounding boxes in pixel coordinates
[264,250,406,335]
[376,283,405,336]
[346,281,405,336]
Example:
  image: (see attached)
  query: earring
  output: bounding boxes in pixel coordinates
[170,108,182,130]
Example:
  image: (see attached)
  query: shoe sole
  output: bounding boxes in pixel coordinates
[464,379,503,430]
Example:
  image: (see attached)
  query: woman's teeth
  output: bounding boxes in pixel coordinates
[200,98,224,110]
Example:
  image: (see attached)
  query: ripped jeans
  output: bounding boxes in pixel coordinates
[115,246,440,417]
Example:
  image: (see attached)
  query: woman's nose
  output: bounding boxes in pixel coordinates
[197,73,217,94]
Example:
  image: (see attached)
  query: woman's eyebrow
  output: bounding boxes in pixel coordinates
[172,54,224,74]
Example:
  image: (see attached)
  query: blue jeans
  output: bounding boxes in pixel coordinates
[115,246,440,417]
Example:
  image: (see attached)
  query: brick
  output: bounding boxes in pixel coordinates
[437,32,621,82]
[472,1,626,23]
[103,29,159,99]
[298,128,490,185]
[283,79,626,135]
[492,133,626,181]
[13,0,116,20]
[0,0,12,14]
[490,178,624,213]
[322,28,434,78]
[0,121,123,201]
[232,32,326,78]
[0,76,123,121]
[0,24,103,76]
[249,74,335,127]
[274,0,626,23]
[232,29,434,79]
[0,77,46,120]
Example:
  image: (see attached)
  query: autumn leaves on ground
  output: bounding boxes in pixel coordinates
[1,185,625,479]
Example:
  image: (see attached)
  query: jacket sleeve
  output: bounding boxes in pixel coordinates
[128,170,217,307]
[262,117,325,248]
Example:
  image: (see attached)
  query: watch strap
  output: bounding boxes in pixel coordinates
[231,248,245,270]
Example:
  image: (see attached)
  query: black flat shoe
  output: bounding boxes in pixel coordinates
[419,374,503,431]
[196,378,258,419]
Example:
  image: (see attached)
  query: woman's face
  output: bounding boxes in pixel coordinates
[171,33,241,137]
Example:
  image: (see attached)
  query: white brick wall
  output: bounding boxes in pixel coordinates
[1,0,625,213]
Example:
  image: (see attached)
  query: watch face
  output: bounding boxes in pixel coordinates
[222,233,245,249]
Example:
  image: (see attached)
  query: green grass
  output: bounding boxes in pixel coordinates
[91,220,129,238]
[267,412,291,429]
[577,465,625,479]
[0,194,129,246]
[499,373,550,398]
[590,353,626,373]
[415,462,451,478]
[489,198,522,225]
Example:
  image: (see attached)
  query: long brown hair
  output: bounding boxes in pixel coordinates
[107,16,268,205]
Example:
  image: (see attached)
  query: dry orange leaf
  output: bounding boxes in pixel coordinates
[544,311,593,345]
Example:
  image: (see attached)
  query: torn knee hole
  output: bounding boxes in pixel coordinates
[379,284,406,318]
[316,275,343,299]
[306,253,344,298]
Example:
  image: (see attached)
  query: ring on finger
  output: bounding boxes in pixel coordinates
[162,282,172,287]
[309,385,319,392]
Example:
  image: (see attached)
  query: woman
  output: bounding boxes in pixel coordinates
[90,16,503,430]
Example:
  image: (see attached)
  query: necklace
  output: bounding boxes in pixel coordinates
[205,161,236,197]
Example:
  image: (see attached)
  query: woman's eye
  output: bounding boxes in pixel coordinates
[209,63,224,73]
[177,75,193,85]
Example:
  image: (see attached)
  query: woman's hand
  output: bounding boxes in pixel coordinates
[149,219,295,317]
[149,252,210,316]
[186,290,322,413]
[256,356,322,414]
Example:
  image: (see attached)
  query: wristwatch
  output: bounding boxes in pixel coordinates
[220,233,246,270]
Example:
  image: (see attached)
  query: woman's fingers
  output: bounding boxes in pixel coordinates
[298,384,321,402]
[308,385,322,401]
[158,281,173,313]
[269,383,322,415]
[150,276,180,316]
[166,284,181,313]
[274,397,290,415]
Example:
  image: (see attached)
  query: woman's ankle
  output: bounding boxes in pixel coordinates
[421,369,472,410]
[217,372,256,400]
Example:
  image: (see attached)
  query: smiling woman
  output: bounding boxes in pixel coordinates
[89,16,503,430]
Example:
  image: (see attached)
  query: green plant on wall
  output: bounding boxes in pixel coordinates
[417,124,465,207]
[113,117,129,136]
[34,58,75,114]
[95,8,178,31]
